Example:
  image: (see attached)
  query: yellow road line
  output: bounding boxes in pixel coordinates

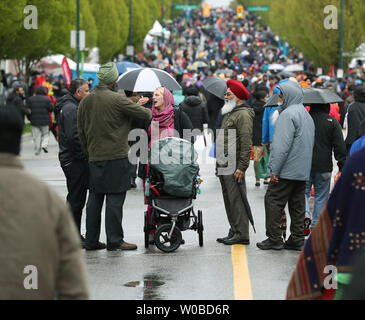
[231,245,253,300]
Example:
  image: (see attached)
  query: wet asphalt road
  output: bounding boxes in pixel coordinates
[19,133,312,300]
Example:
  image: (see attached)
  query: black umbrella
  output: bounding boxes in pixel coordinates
[278,71,296,79]
[117,68,181,92]
[202,77,227,100]
[265,88,344,107]
[302,88,343,104]
[237,181,256,233]
[264,94,279,107]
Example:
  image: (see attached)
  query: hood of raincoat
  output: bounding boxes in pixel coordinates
[276,80,304,113]
[184,96,202,107]
[354,86,365,103]
[35,85,47,96]
[54,92,79,116]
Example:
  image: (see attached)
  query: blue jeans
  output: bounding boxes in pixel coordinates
[305,172,331,228]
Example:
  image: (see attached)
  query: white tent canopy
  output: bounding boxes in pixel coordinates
[41,54,100,72]
[147,20,170,39]
[143,34,154,52]
[284,64,304,72]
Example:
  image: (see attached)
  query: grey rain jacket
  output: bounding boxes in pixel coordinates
[268,80,315,181]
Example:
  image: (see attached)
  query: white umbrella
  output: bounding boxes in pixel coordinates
[284,64,304,72]
[268,64,284,71]
[318,75,330,82]
[241,50,250,57]
[117,68,181,92]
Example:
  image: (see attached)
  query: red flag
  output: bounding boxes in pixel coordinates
[330,64,335,77]
[61,57,72,88]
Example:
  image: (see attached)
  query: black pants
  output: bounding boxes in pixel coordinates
[85,191,126,249]
[265,179,306,243]
[219,174,250,239]
[129,162,137,179]
[62,161,89,234]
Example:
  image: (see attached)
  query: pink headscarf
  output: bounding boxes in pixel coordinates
[148,87,175,144]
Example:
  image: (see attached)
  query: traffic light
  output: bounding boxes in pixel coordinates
[237,5,244,18]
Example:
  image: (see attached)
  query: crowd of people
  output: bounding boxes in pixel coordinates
[1,7,365,300]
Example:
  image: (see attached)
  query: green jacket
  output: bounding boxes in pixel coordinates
[217,105,254,172]
[77,85,152,161]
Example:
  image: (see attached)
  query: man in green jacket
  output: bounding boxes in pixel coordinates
[78,62,152,251]
[216,79,254,245]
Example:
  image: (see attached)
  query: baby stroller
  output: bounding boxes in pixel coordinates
[144,137,203,253]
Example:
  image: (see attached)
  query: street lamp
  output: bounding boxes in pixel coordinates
[76,0,80,77]
[129,0,132,46]
[339,0,344,70]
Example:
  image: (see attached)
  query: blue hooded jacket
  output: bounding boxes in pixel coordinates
[261,86,281,144]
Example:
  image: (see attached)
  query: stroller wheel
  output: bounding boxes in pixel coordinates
[144,211,149,249]
[154,224,182,253]
[198,210,204,247]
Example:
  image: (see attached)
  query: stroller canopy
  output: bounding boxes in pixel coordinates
[149,137,199,197]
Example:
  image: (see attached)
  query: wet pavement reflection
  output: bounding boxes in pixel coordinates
[124,273,165,300]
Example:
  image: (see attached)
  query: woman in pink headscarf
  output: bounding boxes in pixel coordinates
[144,87,193,244]
[148,87,176,145]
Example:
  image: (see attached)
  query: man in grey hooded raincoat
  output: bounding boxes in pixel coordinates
[257,80,315,251]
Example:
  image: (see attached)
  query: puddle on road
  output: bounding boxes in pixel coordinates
[124,274,165,300]
[124,280,165,288]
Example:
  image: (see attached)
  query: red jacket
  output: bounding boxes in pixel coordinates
[329,103,340,123]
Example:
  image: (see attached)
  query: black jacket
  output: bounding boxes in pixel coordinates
[6,92,26,123]
[251,99,265,146]
[57,93,87,166]
[174,107,194,142]
[179,96,209,131]
[28,86,53,126]
[309,105,347,172]
[345,87,365,147]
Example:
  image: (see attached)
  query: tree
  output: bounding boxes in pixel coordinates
[0,0,75,76]
[145,0,160,25]
[113,0,129,59]
[80,0,98,54]
[122,0,153,52]
[0,0,27,59]
[90,0,122,63]
[236,0,365,72]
